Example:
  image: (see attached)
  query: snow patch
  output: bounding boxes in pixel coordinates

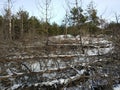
[11,84,22,90]
[114,84,120,90]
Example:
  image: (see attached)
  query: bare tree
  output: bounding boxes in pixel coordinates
[36,0,53,45]
[36,0,52,29]
[1,0,12,41]
[112,13,120,59]
[7,0,12,41]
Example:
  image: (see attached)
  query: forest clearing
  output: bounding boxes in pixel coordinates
[0,0,120,90]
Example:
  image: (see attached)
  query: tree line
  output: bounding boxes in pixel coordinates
[0,9,65,41]
[0,1,119,41]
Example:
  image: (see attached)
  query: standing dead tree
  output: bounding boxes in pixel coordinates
[36,0,52,45]
[7,0,12,41]
[112,13,120,60]
[1,0,12,42]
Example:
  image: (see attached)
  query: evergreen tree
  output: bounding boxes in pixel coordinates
[86,1,100,35]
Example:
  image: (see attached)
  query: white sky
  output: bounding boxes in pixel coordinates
[0,0,120,25]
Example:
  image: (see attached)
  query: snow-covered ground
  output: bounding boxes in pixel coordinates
[114,84,120,90]
[10,69,85,90]
[49,34,111,45]
[1,35,118,90]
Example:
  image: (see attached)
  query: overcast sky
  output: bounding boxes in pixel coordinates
[0,0,120,24]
